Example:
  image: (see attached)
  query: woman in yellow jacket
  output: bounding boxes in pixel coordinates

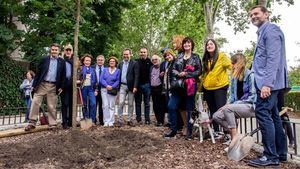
[202,39,231,135]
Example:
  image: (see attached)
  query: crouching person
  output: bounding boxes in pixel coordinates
[25,43,66,131]
[212,53,256,144]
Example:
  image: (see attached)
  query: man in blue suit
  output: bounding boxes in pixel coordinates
[248,5,289,167]
[25,43,66,131]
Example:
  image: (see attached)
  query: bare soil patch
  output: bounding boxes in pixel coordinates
[0,125,299,169]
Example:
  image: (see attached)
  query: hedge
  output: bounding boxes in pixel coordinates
[285,91,300,112]
[0,57,25,108]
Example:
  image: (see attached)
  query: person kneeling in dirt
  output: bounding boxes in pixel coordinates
[212,53,256,145]
[25,43,66,131]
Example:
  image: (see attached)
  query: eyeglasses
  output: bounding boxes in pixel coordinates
[65,49,72,51]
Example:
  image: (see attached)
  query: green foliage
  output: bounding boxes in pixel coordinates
[285,91,300,112]
[20,0,130,67]
[112,0,206,58]
[0,0,23,57]
[0,58,25,108]
[288,66,300,86]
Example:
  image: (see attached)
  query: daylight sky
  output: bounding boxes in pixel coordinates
[216,1,300,69]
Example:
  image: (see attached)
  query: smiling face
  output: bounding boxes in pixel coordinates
[26,72,32,80]
[165,53,174,62]
[83,57,92,67]
[50,46,59,57]
[109,58,117,67]
[250,7,269,27]
[64,48,73,58]
[151,55,160,65]
[183,41,192,52]
[206,40,216,54]
[139,48,148,59]
[96,56,105,66]
[123,50,131,61]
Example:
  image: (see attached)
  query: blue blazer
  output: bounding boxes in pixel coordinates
[253,22,289,91]
[32,56,66,94]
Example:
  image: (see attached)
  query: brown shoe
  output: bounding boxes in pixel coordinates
[24,124,36,131]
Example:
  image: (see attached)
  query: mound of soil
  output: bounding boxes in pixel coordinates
[0,125,298,169]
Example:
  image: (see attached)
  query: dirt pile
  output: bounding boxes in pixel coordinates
[0,125,298,169]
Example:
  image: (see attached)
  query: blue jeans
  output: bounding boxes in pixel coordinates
[255,89,287,161]
[135,83,151,122]
[81,86,96,123]
[25,95,31,121]
[168,89,196,135]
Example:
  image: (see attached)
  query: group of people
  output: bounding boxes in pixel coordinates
[20,5,290,167]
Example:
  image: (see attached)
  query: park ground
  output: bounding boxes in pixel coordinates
[0,121,299,169]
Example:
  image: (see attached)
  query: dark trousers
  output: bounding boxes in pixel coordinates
[151,86,165,124]
[255,89,287,161]
[135,83,151,122]
[96,88,104,125]
[203,86,228,132]
[61,85,73,127]
[277,90,294,144]
[168,90,196,136]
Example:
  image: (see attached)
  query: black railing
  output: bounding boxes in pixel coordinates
[238,117,299,158]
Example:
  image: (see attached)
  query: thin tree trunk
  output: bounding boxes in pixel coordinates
[203,3,213,39]
[258,0,267,6]
[72,0,80,128]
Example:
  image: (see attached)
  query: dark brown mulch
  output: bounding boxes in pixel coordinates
[0,124,299,169]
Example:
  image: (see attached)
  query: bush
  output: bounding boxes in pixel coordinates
[285,91,300,112]
[0,57,25,108]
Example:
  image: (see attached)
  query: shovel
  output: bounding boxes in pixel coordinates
[227,128,260,161]
[80,119,93,130]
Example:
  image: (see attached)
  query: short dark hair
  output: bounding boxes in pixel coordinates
[250,5,268,13]
[123,48,132,55]
[181,37,195,51]
[50,43,60,48]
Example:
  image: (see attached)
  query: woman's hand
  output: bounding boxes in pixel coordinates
[178,72,186,77]
[106,85,112,90]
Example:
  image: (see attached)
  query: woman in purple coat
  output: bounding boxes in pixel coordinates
[100,56,120,127]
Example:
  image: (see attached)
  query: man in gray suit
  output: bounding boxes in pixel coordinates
[117,49,139,127]
[248,5,289,167]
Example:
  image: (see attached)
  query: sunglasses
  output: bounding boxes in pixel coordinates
[65,49,72,51]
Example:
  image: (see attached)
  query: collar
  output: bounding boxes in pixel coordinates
[257,21,269,36]
[50,55,58,59]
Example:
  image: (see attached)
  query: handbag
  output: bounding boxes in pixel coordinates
[170,78,184,90]
[107,89,118,96]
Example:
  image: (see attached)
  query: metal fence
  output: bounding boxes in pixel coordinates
[237,117,299,158]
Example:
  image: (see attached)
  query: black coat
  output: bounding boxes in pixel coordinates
[118,60,139,91]
[32,56,66,94]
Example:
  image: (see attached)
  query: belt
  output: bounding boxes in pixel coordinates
[121,82,127,85]
[43,80,55,84]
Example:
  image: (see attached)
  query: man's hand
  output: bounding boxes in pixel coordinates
[133,87,137,94]
[160,72,165,77]
[94,91,98,96]
[261,86,271,99]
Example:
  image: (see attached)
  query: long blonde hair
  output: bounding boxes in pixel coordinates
[231,53,246,81]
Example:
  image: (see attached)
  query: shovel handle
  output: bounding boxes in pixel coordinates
[249,128,260,136]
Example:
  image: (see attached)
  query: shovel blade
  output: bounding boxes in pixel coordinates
[227,134,256,161]
[80,119,93,130]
